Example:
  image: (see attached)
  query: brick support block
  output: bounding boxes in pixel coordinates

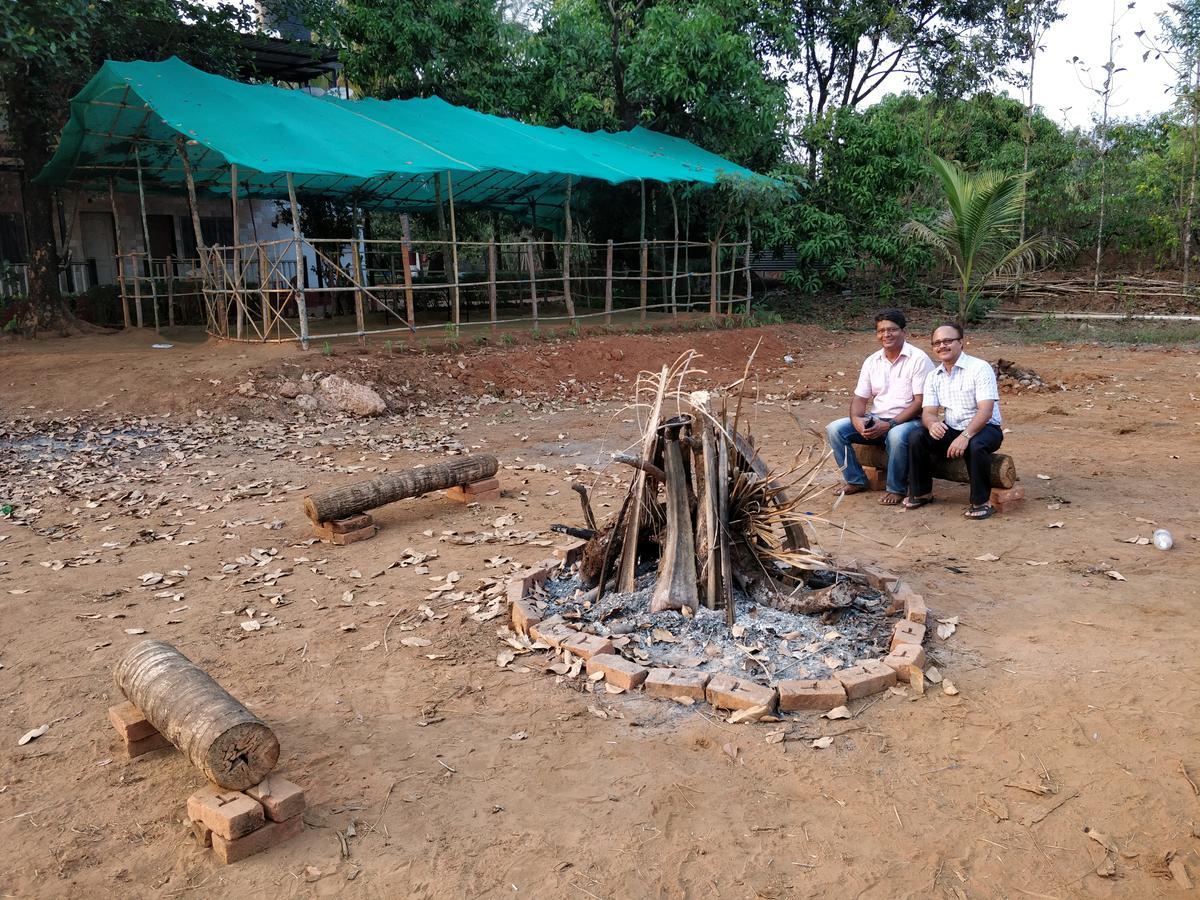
[245,775,306,823]
[585,654,648,690]
[506,563,556,602]
[211,813,304,865]
[835,660,897,700]
[562,633,614,660]
[903,591,928,625]
[108,701,157,743]
[529,615,576,649]
[881,644,926,681]
[862,565,900,593]
[188,786,266,841]
[510,598,542,635]
[445,477,502,503]
[125,731,174,758]
[890,620,927,652]
[861,466,887,492]
[777,678,847,712]
[645,669,710,701]
[313,515,375,542]
[705,674,778,712]
[990,483,1025,514]
[553,538,588,567]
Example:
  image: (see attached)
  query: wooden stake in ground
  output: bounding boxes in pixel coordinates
[303,454,499,523]
[115,640,279,791]
[651,415,699,613]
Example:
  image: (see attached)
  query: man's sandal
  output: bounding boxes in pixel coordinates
[879,492,904,506]
[836,483,869,496]
[964,504,995,520]
[902,495,934,510]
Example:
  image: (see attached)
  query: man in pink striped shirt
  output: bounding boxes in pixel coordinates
[825,309,934,505]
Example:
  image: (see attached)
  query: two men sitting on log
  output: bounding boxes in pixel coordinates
[903,322,1004,520]
[825,308,934,506]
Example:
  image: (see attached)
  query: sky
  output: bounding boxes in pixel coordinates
[1003,0,1183,129]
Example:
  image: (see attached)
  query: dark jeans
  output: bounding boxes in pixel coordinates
[908,423,1004,506]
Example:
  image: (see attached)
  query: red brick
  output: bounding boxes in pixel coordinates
[834,660,897,700]
[245,775,306,823]
[585,654,648,690]
[125,731,174,758]
[506,564,555,602]
[330,525,377,545]
[211,813,304,864]
[644,669,710,701]
[108,701,157,742]
[890,620,926,652]
[862,566,901,592]
[861,466,887,491]
[529,615,576,649]
[510,598,542,635]
[187,786,265,841]
[313,515,374,541]
[990,484,1025,514]
[445,478,502,502]
[880,644,926,682]
[553,538,587,567]
[705,674,778,712]
[904,591,928,626]
[777,678,847,712]
[562,632,614,660]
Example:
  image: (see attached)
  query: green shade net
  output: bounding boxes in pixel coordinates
[36,56,778,216]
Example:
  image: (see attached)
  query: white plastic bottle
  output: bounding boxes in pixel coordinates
[1153,529,1173,551]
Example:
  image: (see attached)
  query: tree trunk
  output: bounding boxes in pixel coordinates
[651,416,698,614]
[303,454,499,522]
[852,444,1017,489]
[115,640,279,790]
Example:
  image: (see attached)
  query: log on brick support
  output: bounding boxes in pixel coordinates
[115,640,279,790]
[303,454,499,523]
[852,445,1017,489]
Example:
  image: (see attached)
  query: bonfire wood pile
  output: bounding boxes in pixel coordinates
[558,354,833,627]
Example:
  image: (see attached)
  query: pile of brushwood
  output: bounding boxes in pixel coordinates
[555,352,844,629]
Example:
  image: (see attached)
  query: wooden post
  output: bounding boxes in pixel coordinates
[108,178,130,328]
[257,244,269,339]
[670,188,679,318]
[717,421,734,627]
[133,256,144,328]
[709,240,718,316]
[230,165,243,339]
[133,145,160,333]
[446,171,461,329]
[525,238,539,327]
[744,214,753,319]
[727,236,737,315]
[605,239,613,325]
[176,137,212,333]
[399,238,416,331]
[166,254,175,328]
[562,175,575,323]
[639,240,648,321]
[487,237,497,332]
[351,204,366,343]
[285,173,310,348]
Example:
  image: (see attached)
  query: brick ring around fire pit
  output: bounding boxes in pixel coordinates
[506,544,932,717]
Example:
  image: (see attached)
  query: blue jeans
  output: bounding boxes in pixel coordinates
[825,417,921,495]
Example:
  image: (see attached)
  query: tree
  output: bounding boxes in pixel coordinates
[0,0,251,334]
[903,155,1063,325]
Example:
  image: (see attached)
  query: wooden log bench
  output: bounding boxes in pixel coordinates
[851,445,1024,512]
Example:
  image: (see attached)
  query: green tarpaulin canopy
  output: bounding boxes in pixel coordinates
[35,56,777,216]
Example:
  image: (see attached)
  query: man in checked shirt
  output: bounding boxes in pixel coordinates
[903,322,1003,519]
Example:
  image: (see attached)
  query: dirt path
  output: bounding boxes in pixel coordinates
[0,324,1197,898]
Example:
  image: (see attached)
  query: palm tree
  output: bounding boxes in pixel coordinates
[904,155,1066,325]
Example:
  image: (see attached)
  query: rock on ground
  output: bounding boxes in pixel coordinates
[319,375,387,417]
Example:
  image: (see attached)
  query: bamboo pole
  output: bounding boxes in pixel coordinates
[285,173,310,348]
[605,239,613,325]
[108,177,131,328]
[167,254,175,327]
[133,145,159,332]
[446,171,461,329]
[639,240,648,321]
[670,187,679,318]
[744,214,753,318]
[133,257,144,328]
[726,235,737,314]
[526,238,539,327]
[709,240,718,316]
[176,137,212,333]
[258,244,269,339]
[400,213,415,331]
[351,205,366,343]
[230,164,242,339]
[562,176,575,322]
[487,237,498,333]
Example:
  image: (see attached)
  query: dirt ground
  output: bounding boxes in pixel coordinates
[1,320,1198,899]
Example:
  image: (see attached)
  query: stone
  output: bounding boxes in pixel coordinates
[295,394,318,412]
[835,660,897,700]
[777,678,847,712]
[187,786,265,841]
[245,775,306,823]
[108,701,157,743]
[211,813,304,864]
[990,484,1026,514]
[861,466,887,492]
[529,615,576,649]
[705,674,778,712]
[125,731,174,758]
[881,644,926,682]
[644,669,710,701]
[562,633,614,660]
[553,538,588,567]
[319,374,386,417]
[585,654,648,690]
[890,620,926,652]
[277,380,301,399]
[510,598,542,635]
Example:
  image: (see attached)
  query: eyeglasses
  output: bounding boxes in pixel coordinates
[931,338,961,347]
